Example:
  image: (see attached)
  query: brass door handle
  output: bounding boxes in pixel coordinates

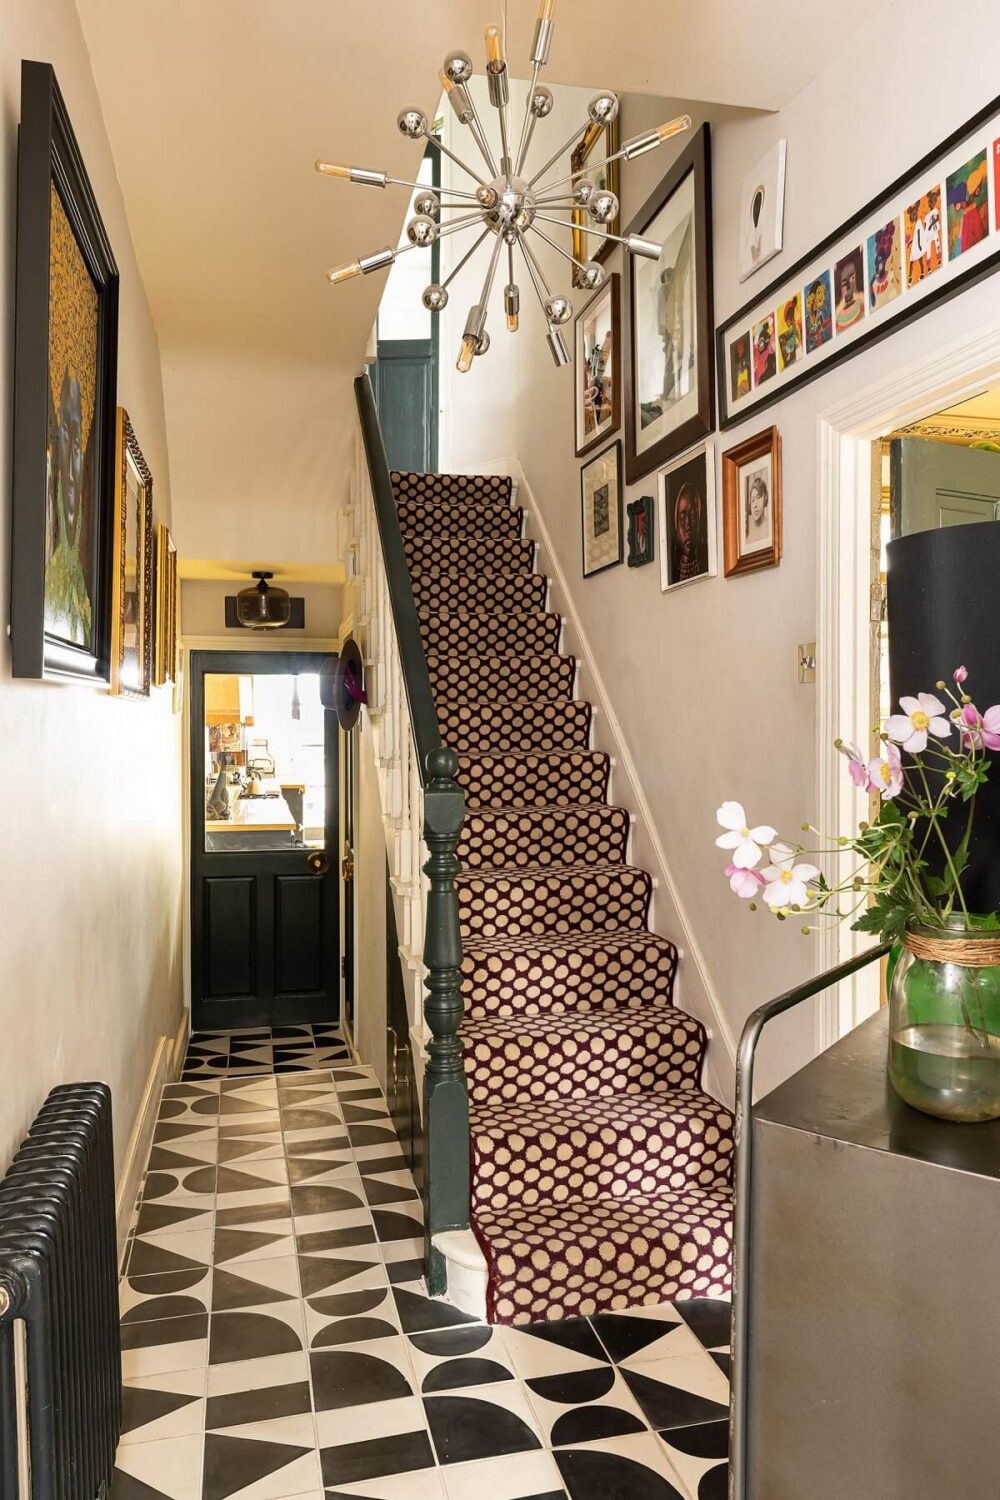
[342,854,355,882]
[307,850,329,875]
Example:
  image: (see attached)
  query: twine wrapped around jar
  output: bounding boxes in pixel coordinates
[903,930,1000,968]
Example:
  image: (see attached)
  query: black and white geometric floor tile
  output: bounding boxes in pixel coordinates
[115,1032,731,1500]
[182,1025,352,1082]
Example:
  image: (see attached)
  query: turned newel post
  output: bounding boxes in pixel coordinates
[422,745,470,1294]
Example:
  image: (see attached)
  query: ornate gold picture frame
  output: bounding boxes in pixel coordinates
[155,523,178,687]
[571,116,620,286]
[110,407,153,698]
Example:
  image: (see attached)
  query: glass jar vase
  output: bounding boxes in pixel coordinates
[889,923,1000,1122]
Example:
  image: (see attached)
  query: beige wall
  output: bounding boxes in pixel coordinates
[438,0,1000,1091]
[181,579,343,641]
[0,3,184,1168]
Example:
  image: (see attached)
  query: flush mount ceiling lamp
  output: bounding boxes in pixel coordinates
[316,0,690,371]
[236,571,292,630]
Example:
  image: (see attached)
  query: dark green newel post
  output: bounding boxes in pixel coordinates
[422,745,470,1295]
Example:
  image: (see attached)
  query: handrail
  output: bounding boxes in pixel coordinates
[354,372,442,783]
[351,372,470,1298]
[728,941,891,1500]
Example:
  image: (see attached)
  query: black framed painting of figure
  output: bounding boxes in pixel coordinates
[11,61,120,681]
[658,441,718,592]
[580,441,623,578]
[623,123,714,485]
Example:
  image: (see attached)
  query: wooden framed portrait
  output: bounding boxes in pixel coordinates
[626,495,654,568]
[155,523,178,687]
[580,440,623,578]
[571,116,620,284]
[574,274,621,458]
[10,62,120,682]
[658,441,717,592]
[623,123,714,485]
[723,427,783,577]
[110,409,153,698]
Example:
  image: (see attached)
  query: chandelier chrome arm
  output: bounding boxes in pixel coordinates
[484,25,512,179]
[532,210,662,259]
[532,112,692,197]
[326,212,483,285]
[440,72,500,181]
[512,61,540,180]
[529,221,594,277]
[505,240,520,331]
[421,130,491,190]
[315,162,483,202]
[457,231,506,372]
[443,227,493,289]
[517,232,569,366]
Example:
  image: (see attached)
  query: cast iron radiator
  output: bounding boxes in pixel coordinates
[0,1084,121,1500]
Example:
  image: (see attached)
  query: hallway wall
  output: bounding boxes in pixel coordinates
[437,0,1000,1091]
[0,4,184,1171]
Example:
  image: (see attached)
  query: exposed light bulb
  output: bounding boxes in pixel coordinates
[539,0,556,18]
[314,161,350,178]
[658,113,692,141]
[505,284,520,332]
[484,23,503,68]
[438,68,454,95]
[507,311,519,332]
[457,336,476,373]
[326,260,362,285]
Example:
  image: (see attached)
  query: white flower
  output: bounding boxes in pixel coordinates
[761,848,821,910]
[886,693,950,754]
[715,801,777,870]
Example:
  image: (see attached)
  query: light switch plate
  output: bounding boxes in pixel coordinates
[798,642,817,684]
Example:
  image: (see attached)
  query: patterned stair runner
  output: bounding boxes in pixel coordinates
[392,469,734,1324]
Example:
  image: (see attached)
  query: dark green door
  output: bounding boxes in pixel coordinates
[190,651,340,1031]
[891,437,1000,534]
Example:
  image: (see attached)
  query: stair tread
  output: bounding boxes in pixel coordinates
[463,1001,701,1041]
[463,927,677,958]
[458,858,647,885]
[471,1086,732,1136]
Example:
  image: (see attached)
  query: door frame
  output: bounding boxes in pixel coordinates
[816,314,1000,1050]
[188,648,340,1029]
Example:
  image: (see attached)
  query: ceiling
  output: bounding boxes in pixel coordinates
[74,0,878,564]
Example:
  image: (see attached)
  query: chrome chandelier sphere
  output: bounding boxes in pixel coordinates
[316,0,691,371]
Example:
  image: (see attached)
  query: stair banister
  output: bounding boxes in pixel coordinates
[352,372,469,1296]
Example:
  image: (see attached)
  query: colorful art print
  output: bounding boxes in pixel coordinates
[777,293,803,371]
[574,274,621,459]
[209,722,242,754]
[580,441,623,577]
[804,272,834,353]
[717,95,1000,428]
[570,116,620,280]
[11,62,119,681]
[623,125,715,484]
[752,314,776,386]
[110,409,153,698]
[866,218,902,312]
[626,495,655,567]
[834,247,865,334]
[946,149,989,261]
[657,441,717,592]
[722,427,782,578]
[729,331,751,403]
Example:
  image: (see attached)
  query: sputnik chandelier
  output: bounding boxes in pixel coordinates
[316,0,691,371]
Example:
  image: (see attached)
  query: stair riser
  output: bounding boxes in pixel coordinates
[398,501,523,540]
[461,938,679,1022]
[458,808,629,871]
[411,572,548,614]
[429,653,575,705]
[457,753,610,810]
[421,613,561,658]
[458,867,651,942]
[391,470,513,507]
[404,534,535,576]
[439,702,592,756]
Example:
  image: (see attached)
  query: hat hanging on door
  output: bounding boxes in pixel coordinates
[321,637,367,728]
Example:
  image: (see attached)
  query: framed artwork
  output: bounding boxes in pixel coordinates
[10,62,120,682]
[580,440,623,578]
[718,94,1000,427]
[110,409,153,698]
[722,427,783,577]
[626,495,654,568]
[571,116,620,284]
[738,140,787,282]
[574,274,621,458]
[623,123,715,484]
[658,441,717,592]
[155,523,178,687]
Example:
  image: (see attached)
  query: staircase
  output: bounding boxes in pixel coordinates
[392,469,734,1325]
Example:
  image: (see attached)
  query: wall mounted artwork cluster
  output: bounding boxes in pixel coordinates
[10,62,179,704]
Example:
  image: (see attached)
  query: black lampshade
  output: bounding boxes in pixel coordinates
[236,571,291,630]
[886,525,1000,913]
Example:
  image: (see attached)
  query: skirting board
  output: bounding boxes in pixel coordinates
[115,1008,190,1257]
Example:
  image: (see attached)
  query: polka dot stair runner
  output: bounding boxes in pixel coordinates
[392,470,734,1325]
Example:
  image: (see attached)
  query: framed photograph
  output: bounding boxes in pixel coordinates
[738,140,787,282]
[626,495,654,568]
[657,441,717,592]
[718,94,1000,427]
[722,427,783,577]
[623,123,714,484]
[155,523,178,687]
[580,441,623,578]
[10,62,120,682]
[574,274,621,458]
[571,116,620,284]
[110,409,153,698]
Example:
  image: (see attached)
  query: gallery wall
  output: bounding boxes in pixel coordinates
[0,2,184,1170]
[437,0,1000,1090]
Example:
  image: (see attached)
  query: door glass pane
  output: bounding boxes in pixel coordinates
[204,671,326,852]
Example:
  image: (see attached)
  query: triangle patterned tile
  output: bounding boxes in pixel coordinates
[214,1226,297,1266]
[212,1256,300,1311]
[504,1321,609,1381]
[554,1433,688,1500]
[121,1368,206,1444]
[218,1136,286,1165]
[202,1419,319,1500]
[148,1140,219,1170]
[299,1250,387,1298]
[620,1356,729,1433]
[591,1309,705,1367]
[113,1433,205,1500]
[127,1230,212,1279]
[135,1199,215,1238]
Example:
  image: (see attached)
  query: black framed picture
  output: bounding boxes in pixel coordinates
[110,410,154,699]
[717,93,1000,428]
[623,123,715,485]
[580,440,623,578]
[11,61,120,681]
[574,273,621,459]
[626,496,654,568]
[658,441,718,592]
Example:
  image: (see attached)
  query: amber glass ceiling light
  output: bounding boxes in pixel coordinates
[236,571,292,630]
[316,0,691,371]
